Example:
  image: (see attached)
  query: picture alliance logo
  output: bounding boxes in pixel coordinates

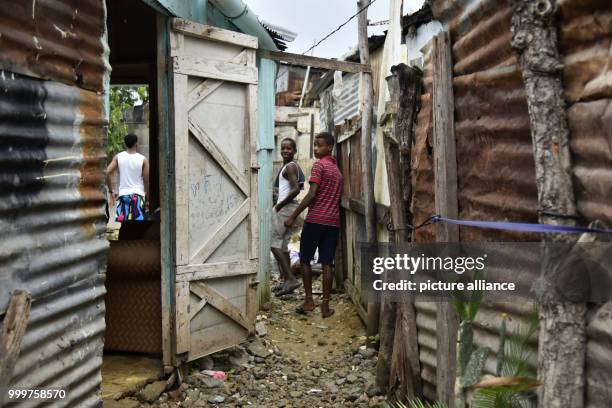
[372,253,488,275]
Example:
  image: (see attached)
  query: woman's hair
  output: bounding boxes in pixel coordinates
[280,137,297,150]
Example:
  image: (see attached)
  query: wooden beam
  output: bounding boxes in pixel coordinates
[190,282,250,330]
[382,63,424,400]
[173,56,258,84]
[357,0,379,348]
[432,30,459,408]
[176,260,258,280]
[172,18,258,49]
[257,49,371,73]
[0,290,31,401]
[511,2,584,407]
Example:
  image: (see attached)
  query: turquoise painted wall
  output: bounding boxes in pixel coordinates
[256,58,277,306]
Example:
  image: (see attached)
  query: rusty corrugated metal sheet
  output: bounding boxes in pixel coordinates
[412,43,436,243]
[412,44,438,400]
[0,8,108,404]
[559,0,612,104]
[559,1,612,406]
[412,2,612,406]
[0,0,108,92]
[0,71,108,407]
[411,0,540,398]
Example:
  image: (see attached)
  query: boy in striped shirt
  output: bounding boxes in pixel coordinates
[285,132,343,318]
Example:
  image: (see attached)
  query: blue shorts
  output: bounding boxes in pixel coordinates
[299,221,340,265]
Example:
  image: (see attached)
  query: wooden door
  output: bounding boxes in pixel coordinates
[170,18,259,361]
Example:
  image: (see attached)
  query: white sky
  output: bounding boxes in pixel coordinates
[245,0,426,58]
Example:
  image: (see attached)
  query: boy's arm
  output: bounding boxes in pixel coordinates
[284,181,319,228]
[274,163,300,212]
[106,156,119,200]
[143,159,150,212]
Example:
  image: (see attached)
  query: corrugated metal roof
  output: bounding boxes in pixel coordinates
[260,19,296,51]
[0,0,109,92]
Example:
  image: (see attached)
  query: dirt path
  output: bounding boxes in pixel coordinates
[107,277,388,407]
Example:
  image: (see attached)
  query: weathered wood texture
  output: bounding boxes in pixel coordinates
[157,13,174,370]
[378,64,424,398]
[171,20,259,362]
[357,0,380,342]
[432,30,459,408]
[257,49,370,74]
[511,1,585,407]
[389,302,422,401]
[0,291,31,396]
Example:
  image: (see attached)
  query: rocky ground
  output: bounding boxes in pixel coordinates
[105,277,389,408]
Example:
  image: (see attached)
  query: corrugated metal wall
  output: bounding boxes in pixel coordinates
[334,73,361,125]
[0,1,109,406]
[559,0,612,405]
[407,0,612,404]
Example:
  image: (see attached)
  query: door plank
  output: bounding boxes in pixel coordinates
[173,56,258,84]
[172,19,258,49]
[188,119,250,195]
[247,84,259,259]
[190,282,250,330]
[173,73,190,266]
[190,198,250,263]
[187,50,248,111]
[189,324,248,362]
[177,259,258,279]
[175,282,191,354]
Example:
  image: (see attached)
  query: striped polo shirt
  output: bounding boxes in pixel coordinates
[305,155,343,227]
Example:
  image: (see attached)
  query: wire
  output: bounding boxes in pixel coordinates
[301,0,378,55]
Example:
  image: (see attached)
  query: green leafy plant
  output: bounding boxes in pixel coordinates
[107,86,148,158]
[451,271,539,408]
[382,398,448,408]
[471,308,540,408]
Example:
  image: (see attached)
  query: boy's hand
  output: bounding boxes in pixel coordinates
[284,217,295,228]
[111,192,119,201]
[273,204,279,213]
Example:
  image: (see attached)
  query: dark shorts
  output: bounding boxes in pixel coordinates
[299,221,340,265]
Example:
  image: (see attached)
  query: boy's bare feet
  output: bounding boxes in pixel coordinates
[321,298,335,318]
[295,299,315,314]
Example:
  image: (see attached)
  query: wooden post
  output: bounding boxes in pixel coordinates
[432,31,459,408]
[357,0,379,344]
[377,64,423,395]
[0,290,32,402]
[510,1,585,407]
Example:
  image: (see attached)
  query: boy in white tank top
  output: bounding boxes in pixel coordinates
[106,133,150,222]
[271,138,304,296]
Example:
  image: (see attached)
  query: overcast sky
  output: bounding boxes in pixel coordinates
[245,0,426,58]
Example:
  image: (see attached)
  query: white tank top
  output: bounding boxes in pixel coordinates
[277,162,297,203]
[117,151,146,197]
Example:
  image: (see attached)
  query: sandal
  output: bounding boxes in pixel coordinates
[272,283,286,293]
[275,281,301,297]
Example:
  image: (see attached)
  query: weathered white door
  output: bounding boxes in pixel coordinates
[170,18,259,361]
